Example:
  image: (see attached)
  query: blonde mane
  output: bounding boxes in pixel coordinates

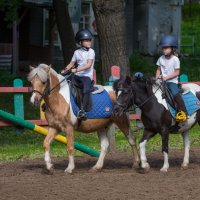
[27,64,58,82]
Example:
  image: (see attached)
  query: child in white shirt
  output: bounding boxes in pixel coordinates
[156,35,188,122]
[61,29,95,120]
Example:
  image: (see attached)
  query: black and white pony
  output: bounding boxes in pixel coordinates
[113,75,200,172]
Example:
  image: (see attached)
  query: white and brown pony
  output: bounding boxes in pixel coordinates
[27,64,139,174]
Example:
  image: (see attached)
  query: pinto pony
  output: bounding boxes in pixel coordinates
[113,75,200,172]
[27,64,139,174]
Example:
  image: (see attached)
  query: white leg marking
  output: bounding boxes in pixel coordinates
[139,140,150,169]
[65,155,75,174]
[45,151,53,170]
[92,131,109,170]
[181,131,190,169]
[160,152,169,172]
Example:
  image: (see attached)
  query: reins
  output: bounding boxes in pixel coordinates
[135,83,162,108]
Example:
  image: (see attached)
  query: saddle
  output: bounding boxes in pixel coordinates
[68,78,113,119]
[68,76,100,111]
[162,82,200,118]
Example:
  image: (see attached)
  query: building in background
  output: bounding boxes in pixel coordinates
[0,0,183,71]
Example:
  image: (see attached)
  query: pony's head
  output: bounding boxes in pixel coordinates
[113,75,157,116]
[27,64,56,106]
[113,76,134,116]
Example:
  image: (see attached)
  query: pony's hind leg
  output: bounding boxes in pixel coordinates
[115,115,140,169]
[43,127,58,172]
[181,131,190,169]
[91,128,109,172]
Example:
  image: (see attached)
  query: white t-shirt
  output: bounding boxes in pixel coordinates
[156,55,180,83]
[71,48,95,80]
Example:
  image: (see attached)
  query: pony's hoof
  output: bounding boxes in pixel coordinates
[42,168,54,175]
[64,168,73,174]
[138,167,150,174]
[160,167,168,172]
[132,162,140,170]
[89,167,102,173]
[181,164,189,170]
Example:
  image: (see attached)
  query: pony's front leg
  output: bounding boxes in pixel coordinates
[181,131,190,169]
[139,130,155,171]
[65,127,75,174]
[91,128,109,172]
[43,127,58,172]
[160,132,169,172]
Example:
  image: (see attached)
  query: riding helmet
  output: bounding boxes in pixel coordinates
[159,35,178,48]
[75,29,93,43]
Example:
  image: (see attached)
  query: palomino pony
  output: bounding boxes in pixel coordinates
[27,64,140,174]
[113,75,200,172]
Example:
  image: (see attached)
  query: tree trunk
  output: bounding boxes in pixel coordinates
[92,0,129,81]
[53,0,76,66]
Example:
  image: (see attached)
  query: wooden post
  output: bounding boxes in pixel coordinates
[14,79,24,120]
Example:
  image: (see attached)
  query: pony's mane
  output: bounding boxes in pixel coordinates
[27,64,58,82]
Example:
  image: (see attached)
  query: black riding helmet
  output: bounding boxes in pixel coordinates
[75,29,93,43]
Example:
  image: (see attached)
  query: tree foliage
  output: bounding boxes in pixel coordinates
[0,0,23,26]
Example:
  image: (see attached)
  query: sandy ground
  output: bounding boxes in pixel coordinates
[1,148,200,200]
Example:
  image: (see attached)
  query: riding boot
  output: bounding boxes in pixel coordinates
[83,92,92,112]
[174,93,188,122]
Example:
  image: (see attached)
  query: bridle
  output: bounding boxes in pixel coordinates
[115,79,162,111]
[32,72,72,100]
[115,87,134,111]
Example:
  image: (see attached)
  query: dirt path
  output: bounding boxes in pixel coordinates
[1,148,200,200]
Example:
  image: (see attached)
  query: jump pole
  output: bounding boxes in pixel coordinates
[0,109,100,157]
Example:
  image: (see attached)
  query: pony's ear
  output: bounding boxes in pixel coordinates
[44,65,51,73]
[125,75,132,85]
[29,65,35,71]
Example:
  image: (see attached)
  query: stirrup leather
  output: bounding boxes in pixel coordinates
[175,111,187,122]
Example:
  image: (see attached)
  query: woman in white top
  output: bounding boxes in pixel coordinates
[156,35,188,122]
[61,29,95,120]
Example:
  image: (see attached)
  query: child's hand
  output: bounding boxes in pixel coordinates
[60,68,70,75]
[71,68,77,73]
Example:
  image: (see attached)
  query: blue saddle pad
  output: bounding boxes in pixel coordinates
[168,92,200,118]
[70,90,113,119]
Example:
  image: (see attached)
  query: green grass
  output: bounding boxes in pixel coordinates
[0,123,199,162]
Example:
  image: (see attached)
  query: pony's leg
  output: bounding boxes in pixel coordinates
[91,128,109,171]
[160,131,169,172]
[181,131,190,169]
[115,115,140,168]
[139,130,156,170]
[64,127,75,174]
[43,127,58,171]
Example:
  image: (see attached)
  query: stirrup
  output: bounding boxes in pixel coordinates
[176,111,187,123]
[77,110,87,120]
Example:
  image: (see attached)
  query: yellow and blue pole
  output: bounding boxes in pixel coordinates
[0,109,100,157]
